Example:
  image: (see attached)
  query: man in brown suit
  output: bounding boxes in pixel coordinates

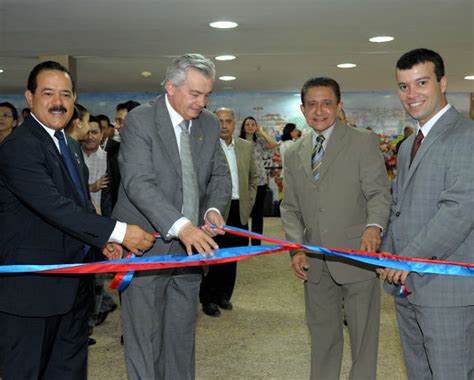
[200,107,257,317]
[280,77,391,380]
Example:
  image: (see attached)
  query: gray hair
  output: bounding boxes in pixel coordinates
[164,54,215,88]
[214,107,235,120]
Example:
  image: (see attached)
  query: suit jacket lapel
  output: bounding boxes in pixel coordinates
[298,132,313,179]
[234,137,245,195]
[402,107,459,193]
[154,95,182,178]
[318,121,348,181]
[27,118,84,205]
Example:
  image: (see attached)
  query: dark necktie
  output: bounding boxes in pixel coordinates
[410,129,424,165]
[179,120,199,225]
[312,135,325,181]
[54,131,88,207]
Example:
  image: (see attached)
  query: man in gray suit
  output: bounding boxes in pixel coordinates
[379,48,474,379]
[200,107,257,317]
[113,54,231,380]
[280,77,391,380]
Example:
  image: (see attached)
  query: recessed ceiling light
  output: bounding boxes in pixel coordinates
[215,55,236,61]
[141,71,152,77]
[219,75,236,81]
[0,69,4,73]
[337,63,357,69]
[369,36,394,43]
[209,21,238,29]
[464,75,474,80]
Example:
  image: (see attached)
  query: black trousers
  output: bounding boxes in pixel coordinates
[0,277,92,380]
[200,200,249,304]
[250,184,267,245]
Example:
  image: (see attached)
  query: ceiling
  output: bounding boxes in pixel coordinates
[1,0,473,95]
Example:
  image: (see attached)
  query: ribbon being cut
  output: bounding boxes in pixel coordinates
[2,226,474,292]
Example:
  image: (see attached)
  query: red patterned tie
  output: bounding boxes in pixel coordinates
[410,129,424,165]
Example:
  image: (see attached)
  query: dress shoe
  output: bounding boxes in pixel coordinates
[202,303,221,317]
[88,337,96,346]
[95,311,110,327]
[217,299,233,310]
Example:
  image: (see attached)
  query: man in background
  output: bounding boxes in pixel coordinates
[200,107,257,317]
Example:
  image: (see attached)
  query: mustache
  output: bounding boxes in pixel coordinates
[48,106,67,113]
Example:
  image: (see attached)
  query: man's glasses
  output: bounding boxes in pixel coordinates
[0,113,13,119]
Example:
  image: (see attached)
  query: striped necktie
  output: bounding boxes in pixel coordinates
[312,135,325,181]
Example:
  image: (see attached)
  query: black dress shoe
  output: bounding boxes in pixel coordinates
[217,299,233,310]
[202,303,221,317]
[88,337,96,346]
[95,311,110,327]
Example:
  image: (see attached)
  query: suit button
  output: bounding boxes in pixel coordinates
[395,212,400,217]
[431,256,437,260]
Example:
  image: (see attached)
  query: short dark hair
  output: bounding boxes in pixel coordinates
[97,114,111,127]
[67,104,89,129]
[21,107,31,115]
[396,48,445,81]
[27,60,75,94]
[88,115,99,125]
[281,123,296,141]
[0,102,19,121]
[301,77,341,104]
[116,100,140,113]
[239,116,258,142]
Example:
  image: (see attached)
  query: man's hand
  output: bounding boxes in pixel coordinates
[291,252,308,281]
[179,222,219,257]
[375,251,410,284]
[377,267,410,284]
[202,210,226,237]
[89,174,109,193]
[102,242,123,260]
[122,224,155,255]
[360,226,382,252]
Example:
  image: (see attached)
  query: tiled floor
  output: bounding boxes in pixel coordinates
[88,217,406,379]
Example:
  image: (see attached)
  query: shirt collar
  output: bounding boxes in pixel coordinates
[165,93,193,129]
[31,112,63,141]
[220,137,235,149]
[417,104,451,137]
[312,123,335,146]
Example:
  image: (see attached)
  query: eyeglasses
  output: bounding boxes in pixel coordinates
[0,113,13,119]
[304,100,337,109]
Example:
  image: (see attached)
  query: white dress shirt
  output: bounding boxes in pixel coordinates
[221,138,239,200]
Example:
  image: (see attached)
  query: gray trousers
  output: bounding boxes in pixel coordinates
[395,297,474,380]
[121,270,202,380]
[304,262,380,380]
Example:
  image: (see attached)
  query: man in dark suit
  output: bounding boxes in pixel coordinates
[379,48,474,379]
[280,77,391,380]
[0,61,155,379]
[200,107,257,317]
[113,54,231,380]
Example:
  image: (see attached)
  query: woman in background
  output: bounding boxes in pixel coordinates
[0,102,18,143]
[279,123,301,178]
[240,116,278,245]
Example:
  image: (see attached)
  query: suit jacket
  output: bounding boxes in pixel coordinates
[0,116,116,317]
[383,107,474,307]
[101,139,120,216]
[223,137,258,225]
[280,121,391,284]
[112,95,231,284]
